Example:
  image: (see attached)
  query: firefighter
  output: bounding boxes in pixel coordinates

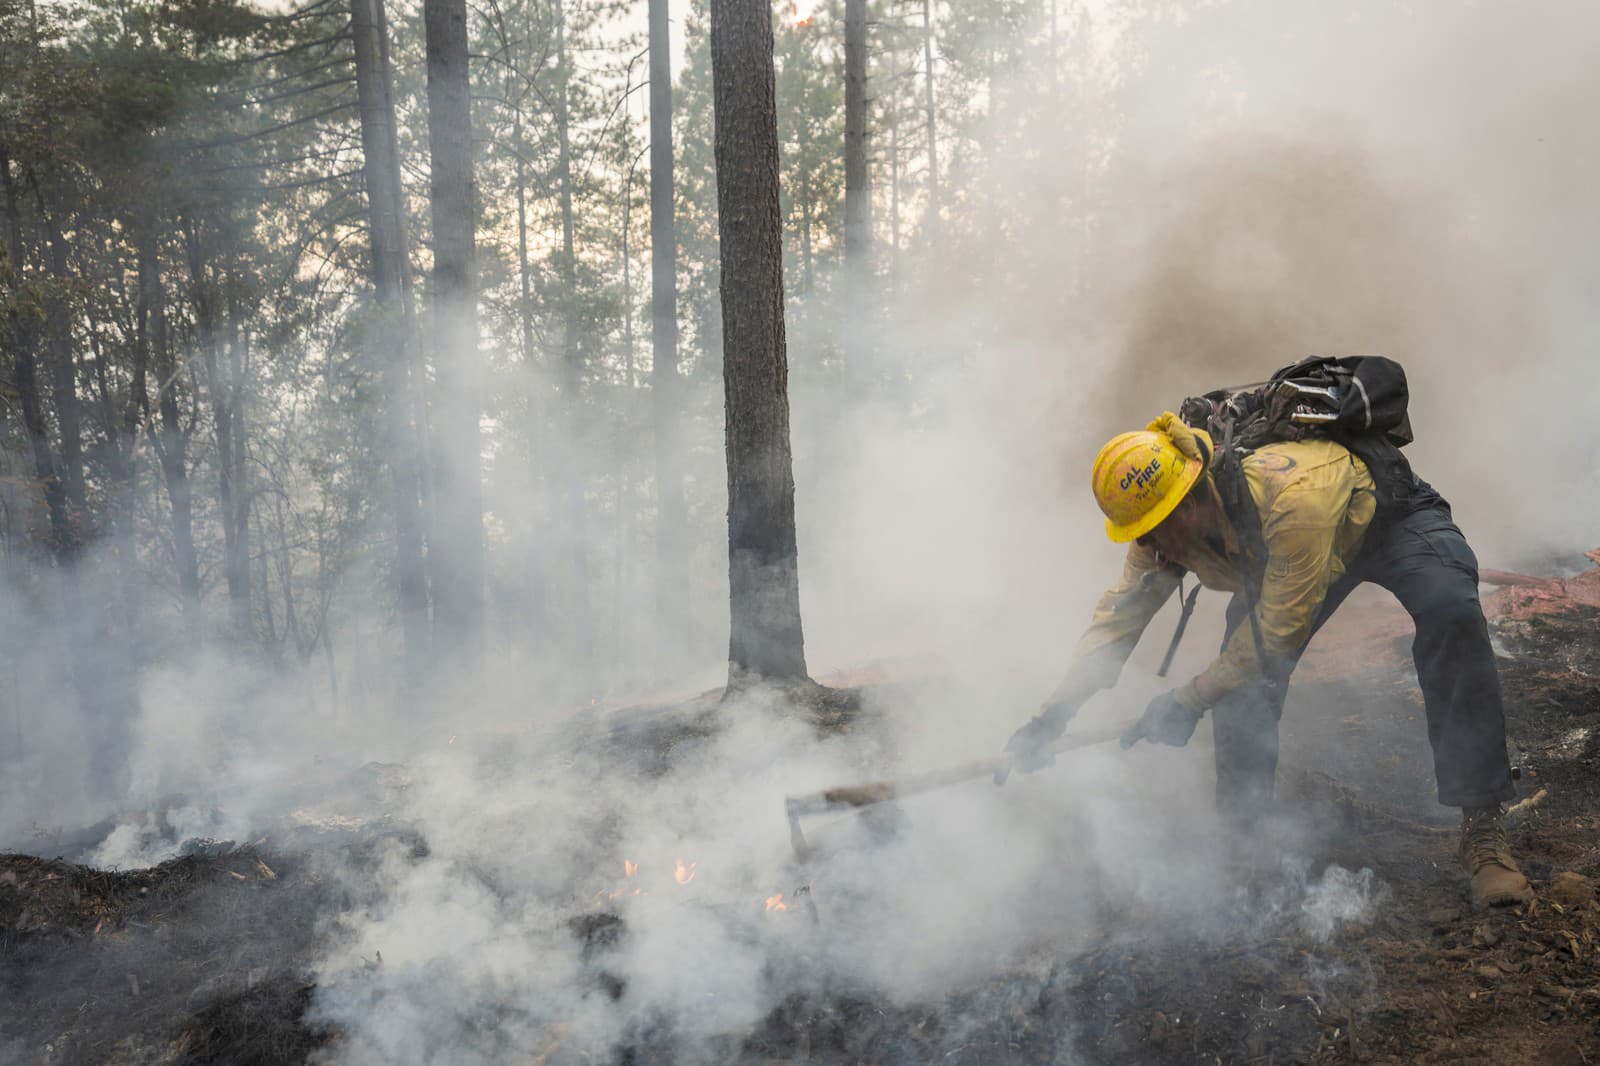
[1004,411,1532,907]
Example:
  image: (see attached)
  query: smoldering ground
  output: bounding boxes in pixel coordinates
[294,680,1389,1065]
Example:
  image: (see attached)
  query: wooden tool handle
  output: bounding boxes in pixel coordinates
[785,722,1130,816]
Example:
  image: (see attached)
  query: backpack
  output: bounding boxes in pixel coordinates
[1177,355,1440,523]
[1157,356,1441,686]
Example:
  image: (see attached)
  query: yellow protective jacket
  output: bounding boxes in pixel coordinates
[1069,437,1377,698]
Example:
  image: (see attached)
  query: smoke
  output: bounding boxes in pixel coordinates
[296,683,1210,1062]
[8,0,1600,1058]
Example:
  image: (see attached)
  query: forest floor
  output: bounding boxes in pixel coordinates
[3,558,1598,1065]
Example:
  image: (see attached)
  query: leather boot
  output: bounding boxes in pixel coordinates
[1459,806,1533,907]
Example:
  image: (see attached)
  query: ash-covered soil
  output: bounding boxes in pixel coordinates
[2,590,1597,1064]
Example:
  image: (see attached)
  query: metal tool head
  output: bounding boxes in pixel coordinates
[785,796,811,862]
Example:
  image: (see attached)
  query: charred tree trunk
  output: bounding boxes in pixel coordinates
[710,0,809,687]
[648,0,687,666]
[352,0,431,679]
[554,0,593,669]
[423,0,485,658]
[843,0,869,366]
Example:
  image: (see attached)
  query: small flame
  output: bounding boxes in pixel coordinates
[624,859,638,878]
[765,894,788,912]
[447,735,456,746]
[674,858,696,885]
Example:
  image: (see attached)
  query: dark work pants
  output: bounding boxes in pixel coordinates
[1212,501,1517,819]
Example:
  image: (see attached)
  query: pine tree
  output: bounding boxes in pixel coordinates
[711,0,809,687]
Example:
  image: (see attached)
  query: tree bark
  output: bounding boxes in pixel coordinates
[843,0,870,364]
[352,0,430,678]
[423,0,485,657]
[710,0,809,686]
[648,0,687,666]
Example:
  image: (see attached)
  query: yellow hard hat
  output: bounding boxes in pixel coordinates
[1091,424,1206,543]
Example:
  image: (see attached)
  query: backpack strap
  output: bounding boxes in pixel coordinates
[1156,574,1202,679]
[1211,422,1279,688]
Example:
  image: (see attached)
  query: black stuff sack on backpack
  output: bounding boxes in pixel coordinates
[1178,355,1441,519]
[1178,355,1412,452]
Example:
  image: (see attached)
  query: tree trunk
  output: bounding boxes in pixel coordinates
[648,0,687,667]
[423,0,485,658]
[156,372,201,637]
[137,225,202,639]
[888,74,901,256]
[36,197,85,513]
[91,277,144,632]
[710,0,809,686]
[183,223,252,635]
[9,298,69,560]
[255,507,277,647]
[352,0,430,679]
[554,0,593,669]
[225,305,252,631]
[921,0,940,242]
[843,0,869,365]
[512,43,549,638]
[618,141,635,674]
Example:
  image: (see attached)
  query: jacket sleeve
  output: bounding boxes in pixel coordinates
[1065,543,1182,691]
[1204,484,1346,694]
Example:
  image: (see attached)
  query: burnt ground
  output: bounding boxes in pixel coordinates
[2,581,1597,1064]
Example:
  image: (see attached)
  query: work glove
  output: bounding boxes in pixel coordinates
[997,685,1090,785]
[1120,680,1210,749]
[1003,710,1069,775]
[996,663,1106,785]
[1146,411,1213,467]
